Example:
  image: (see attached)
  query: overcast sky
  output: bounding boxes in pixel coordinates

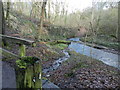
[3,0,119,13]
[51,0,92,13]
[66,0,92,13]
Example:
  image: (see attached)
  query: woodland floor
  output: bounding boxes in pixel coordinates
[2,25,120,89]
[46,51,120,89]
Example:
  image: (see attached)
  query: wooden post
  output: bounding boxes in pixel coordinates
[34,61,42,89]
[15,57,42,89]
[19,44,26,57]
[0,1,7,46]
[24,66,33,88]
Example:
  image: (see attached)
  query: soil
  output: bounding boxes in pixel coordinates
[46,51,120,89]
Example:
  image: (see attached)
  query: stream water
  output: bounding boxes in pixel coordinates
[68,38,120,69]
[43,50,70,74]
[43,38,120,74]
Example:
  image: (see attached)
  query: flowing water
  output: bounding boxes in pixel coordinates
[68,38,120,69]
[43,38,120,74]
[43,50,70,74]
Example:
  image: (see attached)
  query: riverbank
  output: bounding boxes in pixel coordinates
[2,40,120,89]
[3,19,120,89]
[47,51,120,89]
[80,36,119,54]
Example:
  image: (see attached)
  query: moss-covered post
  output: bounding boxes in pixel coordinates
[16,68,25,88]
[24,66,33,88]
[15,57,42,89]
[19,44,26,57]
[34,61,42,89]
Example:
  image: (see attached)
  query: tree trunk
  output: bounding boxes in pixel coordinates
[0,1,5,35]
[39,0,47,36]
[0,1,3,35]
[0,1,6,46]
[48,0,51,23]
[6,2,10,21]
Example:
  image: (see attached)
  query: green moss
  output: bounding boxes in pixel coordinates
[16,56,38,68]
[24,66,33,88]
[16,58,42,89]
[47,40,70,50]
[56,40,71,44]
[34,61,42,89]
[54,44,68,50]
[19,44,26,57]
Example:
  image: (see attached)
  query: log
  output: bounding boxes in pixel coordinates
[0,47,20,60]
[56,40,71,44]
[49,40,71,45]
[0,34,36,46]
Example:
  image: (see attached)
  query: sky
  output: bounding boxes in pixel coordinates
[66,0,92,13]
[56,0,119,13]
[51,0,93,13]
[3,0,119,13]
[3,0,93,11]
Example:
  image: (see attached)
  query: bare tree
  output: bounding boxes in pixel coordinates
[0,0,5,35]
[6,1,10,20]
[48,0,51,23]
[0,0,6,46]
[38,0,47,38]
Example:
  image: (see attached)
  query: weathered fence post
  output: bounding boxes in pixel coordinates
[19,44,26,57]
[15,57,42,89]
[1,35,41,89]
